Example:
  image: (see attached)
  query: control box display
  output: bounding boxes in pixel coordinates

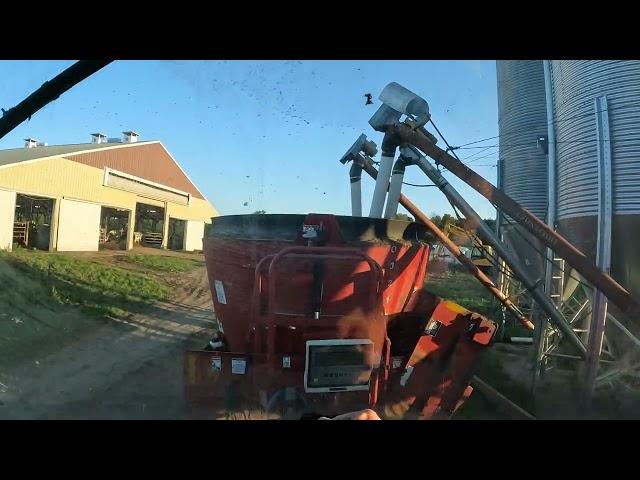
[304,339,375,393]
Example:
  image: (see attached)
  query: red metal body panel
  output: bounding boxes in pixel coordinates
[203,235,429,353]
[381,298,497,419]
[184,351,252,406]
[190,213,496,418]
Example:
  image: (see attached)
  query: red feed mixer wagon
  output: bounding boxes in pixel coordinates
[184,212,497,419]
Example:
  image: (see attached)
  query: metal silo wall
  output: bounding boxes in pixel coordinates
[551,60,640,298]
[496,60,548,282]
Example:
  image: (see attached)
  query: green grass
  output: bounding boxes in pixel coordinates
[0,249,182,369]
[2,249,170,318]
[425,270,535,419]
[425,270,498,317]
[123,253,204,273]
[425,270,532,338]
[0,254,102,368]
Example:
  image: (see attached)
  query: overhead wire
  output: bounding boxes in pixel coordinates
[452,99,640,150]
[402,181,437,187]
[425,119,593,292]
[411,96,629,330]
[429,146,513,279]
[425,108,612,293]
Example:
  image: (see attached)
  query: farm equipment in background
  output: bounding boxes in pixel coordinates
[432,222,496,276]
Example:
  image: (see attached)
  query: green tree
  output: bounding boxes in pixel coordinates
[441,213,456,229]
[483,218,496,231]
[395,213,415,222]
[430,213,443,229]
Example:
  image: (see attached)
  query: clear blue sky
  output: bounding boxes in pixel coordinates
[0,60,499,219]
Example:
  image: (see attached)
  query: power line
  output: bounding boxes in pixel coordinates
[457,135,502,148]
[454,95,597,147]
[418,103,613,306]
[426,101,640,173]
[402,181,437,187]
[429,119,461,162]
[462,144,498,161]
[458,137,617,150]
[466,150,500,164]
[451,101,640,151]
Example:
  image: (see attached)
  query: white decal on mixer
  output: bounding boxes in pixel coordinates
[231,358,246,375]
[211,356,222,371]
[214,280,227,304]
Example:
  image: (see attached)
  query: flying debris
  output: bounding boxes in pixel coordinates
[364,93,373,105]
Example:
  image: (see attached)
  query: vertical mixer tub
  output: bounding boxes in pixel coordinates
[184,213,497,419]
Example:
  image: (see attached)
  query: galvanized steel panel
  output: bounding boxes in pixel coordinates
[57,199,101,252]
[551,60,640,218]
[185,220,205,252]
[106,171,190,205]
[496,60,549,222]
[0,189,16,251]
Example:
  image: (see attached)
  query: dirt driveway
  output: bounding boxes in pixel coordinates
[0,265,216,420]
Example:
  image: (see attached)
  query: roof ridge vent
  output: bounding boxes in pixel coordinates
[122,131,139,143]
[24,137,39,148]
[91,132,107,144]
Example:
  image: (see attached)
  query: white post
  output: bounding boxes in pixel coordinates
[351,180,362,217]
[384,158,405,219]
[369,152,394,218]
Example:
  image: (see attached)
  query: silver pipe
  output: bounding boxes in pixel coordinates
[407,145,586,357]
[543,59,557,297]
[534,60,557,394]
[369,152,394,218]
[349,162,363,217]
[383,157,406,219]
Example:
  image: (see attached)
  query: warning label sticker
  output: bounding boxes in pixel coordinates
[391,357,403,369]
[231,358,246,375]
[211,356,222,371]
[282,356,291,368]
[214,280,227,305]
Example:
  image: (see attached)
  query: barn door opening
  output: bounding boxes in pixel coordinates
[100,207,130,250]
[135,202,165,248]
[168,218,186,251]
[13,194,55,251]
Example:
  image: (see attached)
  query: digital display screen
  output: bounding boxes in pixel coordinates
[306,343,373,390]
[311,346,367,367]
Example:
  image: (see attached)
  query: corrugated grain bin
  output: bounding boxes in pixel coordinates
[551,60,640,299]
[496,60,549,281]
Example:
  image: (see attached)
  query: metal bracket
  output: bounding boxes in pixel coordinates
[369,104,402,132]
[581,95,613,405]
